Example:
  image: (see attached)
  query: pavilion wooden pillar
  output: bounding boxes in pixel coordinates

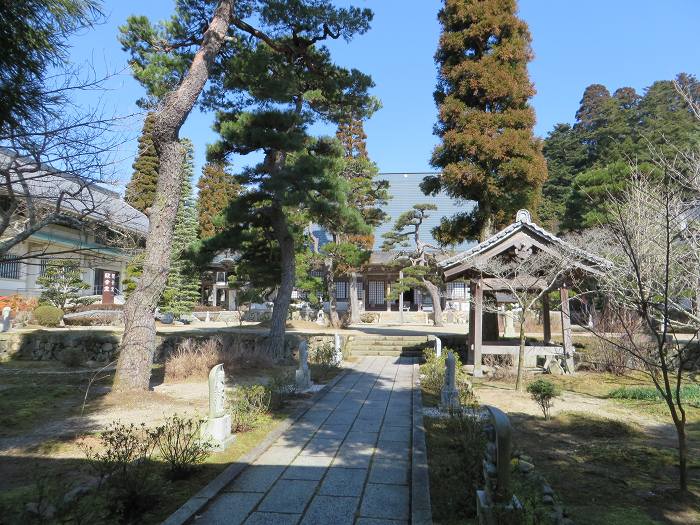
[467,282,476,362]
[398,270,404,323]
[542,292,551,345]
[386,281,391,312]
[559,285,574,372]
[473,280,483,377]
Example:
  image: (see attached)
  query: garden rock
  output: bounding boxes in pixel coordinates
[518,460,534,473]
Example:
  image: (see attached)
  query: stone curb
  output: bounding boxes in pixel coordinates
[161,366,351,525]
[411,360,433,525]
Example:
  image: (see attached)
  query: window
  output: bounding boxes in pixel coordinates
[335,281,348,300]
[0,255,20,279]
[368,281,385,306]
[215,271,226,284]
[357,280,364,301]
[39,258,50,276]
[447,281,466,299]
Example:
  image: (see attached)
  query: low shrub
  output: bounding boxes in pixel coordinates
[608,384,700,403]
[229,384,271,432]
[59,347,84,367]
[426,412,486,520]
[32,305,64,327]
[267,369,298,409]
[153,414,212,479]
[527,379,560,420]
[164,337,236,382]
[360,312,378,323]
[555,412,639,439]
[79,421,162,520]
[310,341,339,369]
[63,311,123,326]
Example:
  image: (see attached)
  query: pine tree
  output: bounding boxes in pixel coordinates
[160,139,200,316]
[336,117,368,159]
[197,162,240,238]
[427,0,547,242]
[124,112,159,213]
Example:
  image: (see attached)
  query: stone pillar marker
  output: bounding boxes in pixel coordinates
[2,307,11,332]
[202,364,235,451]
[295,340,311,391]
[334,333,342,366]
[434,336,442,358]
[503,307,516,338]
[439,351,460,411]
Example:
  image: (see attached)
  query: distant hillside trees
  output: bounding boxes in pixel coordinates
[539,73,700,231]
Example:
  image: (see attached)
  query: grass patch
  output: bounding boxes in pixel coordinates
[609,384,700,402]
[555,412,640,439]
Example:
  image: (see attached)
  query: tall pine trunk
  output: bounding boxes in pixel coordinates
[325,258,340,328]
[114,0,234,392]
[268,208,295,360]
[423,279,444,327]
[349,272,360,324]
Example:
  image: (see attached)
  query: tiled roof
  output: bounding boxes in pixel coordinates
[0,149,148,235]
[438,210,610,270]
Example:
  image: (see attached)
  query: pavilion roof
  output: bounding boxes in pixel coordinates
[439,209,610,281]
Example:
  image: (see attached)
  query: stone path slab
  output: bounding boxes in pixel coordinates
[195,356,424,524]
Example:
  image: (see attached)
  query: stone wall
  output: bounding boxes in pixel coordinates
[0,328,344,365]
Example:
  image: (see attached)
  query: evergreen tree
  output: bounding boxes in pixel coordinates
[336,117,368,159]
[200,8,375,356]
[160,139,200,316]
[427,0,547,242]
[124,112,159,213]
[381,204,445,327]
[541,73,700,231]
[37,259,92,309]
[197,162,240,238]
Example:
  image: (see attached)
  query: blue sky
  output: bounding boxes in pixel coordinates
[69,0,700,187]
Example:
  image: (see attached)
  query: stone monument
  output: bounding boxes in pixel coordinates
[333,333,343,366]
[295,340,312,390]
[439,351,460,411]
[202,364,234,450]
[316,309,326,326]
[2,307,11,332]
[434,336,442,358]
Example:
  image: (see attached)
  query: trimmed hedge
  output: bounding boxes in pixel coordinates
[32,305,64,327]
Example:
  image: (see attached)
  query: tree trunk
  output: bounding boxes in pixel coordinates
[325,258,340,328]
[676,421,688,493]
[424,279,443,327]
[114,0,234,392]
[349,272,360,324]
[268,208,295,360]
[515,318,526,391]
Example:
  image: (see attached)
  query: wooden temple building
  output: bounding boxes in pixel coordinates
[439,210,610,376]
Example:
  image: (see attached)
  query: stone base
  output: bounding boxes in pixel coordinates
[439,387,460,411]
[296,368,311,391]
[202,415,235,452]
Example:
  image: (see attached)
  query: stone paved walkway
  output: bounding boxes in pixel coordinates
[197,356,417,525]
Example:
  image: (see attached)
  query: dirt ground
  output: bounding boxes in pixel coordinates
[472,374,700,525]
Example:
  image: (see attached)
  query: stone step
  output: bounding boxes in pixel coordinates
[350,337,430,343]
[351,349,424,357]
[349,340,430,347]
[349,346,422,353]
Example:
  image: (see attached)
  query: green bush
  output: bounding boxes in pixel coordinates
[229,384,271,432]
[79,421,162,521]
[420,348,474,403]
[32,305,64,327]
[267,369,298,409]
[608,384,700,403]
[310,342,338,368]
[152,415,212,479]
[527,379,560,420]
